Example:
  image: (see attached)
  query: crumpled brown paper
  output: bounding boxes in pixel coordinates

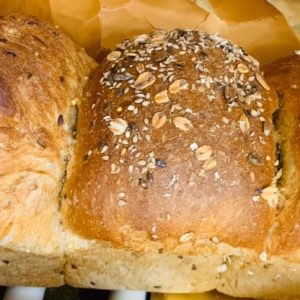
[0,0,299,64]
[99,0,299,64]
[267,0,300,40]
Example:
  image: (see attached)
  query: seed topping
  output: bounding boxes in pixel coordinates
[152,112,167,129]
[154,90,169,104]
[179,232,194,243]
[169,79,188,93]
[173,117,193,131]
[109,118,128,136]
[107,51,121,61]
[255,72,270,91]
[134,72,156,90]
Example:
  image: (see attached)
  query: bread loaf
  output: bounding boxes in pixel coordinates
[0,14,96,286]
[1,15,300,297]
[62,29,300,297]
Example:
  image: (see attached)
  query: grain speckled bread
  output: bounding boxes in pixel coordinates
[1,15,300,297]
[0,15,96,286]
[62,30,300,297]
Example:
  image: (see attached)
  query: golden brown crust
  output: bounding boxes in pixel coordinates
[0,14,96,286]
[263,54,300,256]
[64,30,278,253]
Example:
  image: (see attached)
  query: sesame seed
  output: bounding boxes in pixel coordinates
[259,251,267,262]
[145,134,151,142]
[252,195,260,202]
[132,135,138,143]
[222,117,229,124]
[128,165,134,173]
[179,232,194,243]
[190,142,198,151]
[217,264,227,273]
[138,160,146,166]
[212,236,219,243]
[118,200,127,206]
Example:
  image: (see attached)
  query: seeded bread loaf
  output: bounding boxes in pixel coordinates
[216,55,300,298]
[1,16,299,297]
[0,15,96,286]
[61,30,300,297]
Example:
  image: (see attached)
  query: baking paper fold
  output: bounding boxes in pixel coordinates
[267,0,300,41]
[1,0,300,64]
[99,0,300,64]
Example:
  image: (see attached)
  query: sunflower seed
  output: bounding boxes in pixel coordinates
[109,118,128,135]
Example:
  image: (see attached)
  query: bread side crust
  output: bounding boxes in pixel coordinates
[0,247,64,287]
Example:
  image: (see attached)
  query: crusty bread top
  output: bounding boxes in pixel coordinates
[263,55,300,257]
[0,15,96,254]
[64,29,279,252]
